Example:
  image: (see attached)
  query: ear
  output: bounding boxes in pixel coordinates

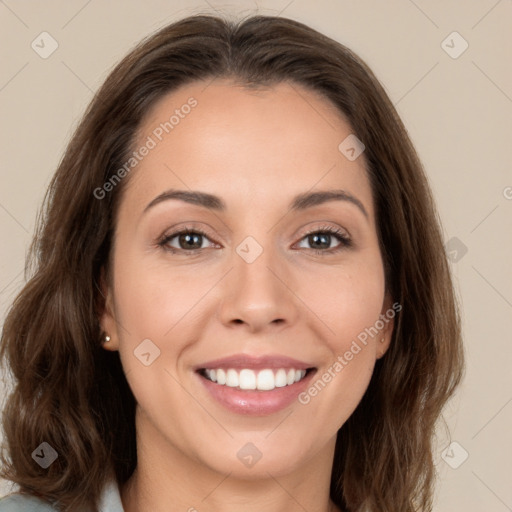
[98,267,120,352]
[376,292,396,359]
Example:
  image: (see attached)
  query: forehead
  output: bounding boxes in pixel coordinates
[122,79,374,219]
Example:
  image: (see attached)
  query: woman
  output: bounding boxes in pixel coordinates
[0,13,464,512]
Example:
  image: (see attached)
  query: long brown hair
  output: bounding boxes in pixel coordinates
[0,14,464,512]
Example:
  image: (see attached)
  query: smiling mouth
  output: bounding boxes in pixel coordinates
[197,367,316,391]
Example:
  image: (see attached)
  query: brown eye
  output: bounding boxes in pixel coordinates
[296,227,352,254]
[174,232,204,250]
[158,228,216,254]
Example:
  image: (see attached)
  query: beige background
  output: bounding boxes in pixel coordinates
[1,1,511,510]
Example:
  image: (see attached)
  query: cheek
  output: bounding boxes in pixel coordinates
[110,253,205,432]
[112,244,212,338]
[297,257,385,422]
[306,257,386,349]
[110,246,229,401]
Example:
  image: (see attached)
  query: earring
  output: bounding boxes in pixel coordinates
[103,335,111,344]
[380,337,385,343]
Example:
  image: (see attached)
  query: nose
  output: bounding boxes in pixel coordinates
[216,242,299,333]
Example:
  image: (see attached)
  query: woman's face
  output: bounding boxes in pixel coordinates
[101,79,393,478]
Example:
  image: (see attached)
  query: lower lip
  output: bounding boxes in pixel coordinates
[196,370,317,416]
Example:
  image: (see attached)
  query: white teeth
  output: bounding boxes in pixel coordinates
[275,369,287,387]
[216,368,226,385]
[226,369,239,387]
[203,368,308,390]
[239,369,256,390]
[257,369,275,390]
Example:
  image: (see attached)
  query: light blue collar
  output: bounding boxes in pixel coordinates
[98,479,125,512]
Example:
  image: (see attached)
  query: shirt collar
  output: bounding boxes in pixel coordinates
[98,478,125,512]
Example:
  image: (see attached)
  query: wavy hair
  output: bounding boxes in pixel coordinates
[0,14,464,512]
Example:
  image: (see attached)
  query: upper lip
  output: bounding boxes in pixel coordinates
[194,354,316,371]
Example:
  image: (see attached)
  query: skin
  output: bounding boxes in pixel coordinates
[100,79,393,512]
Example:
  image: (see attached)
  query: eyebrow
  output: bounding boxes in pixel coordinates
[143,188,368,218]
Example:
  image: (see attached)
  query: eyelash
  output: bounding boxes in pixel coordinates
[157,224,352,257]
